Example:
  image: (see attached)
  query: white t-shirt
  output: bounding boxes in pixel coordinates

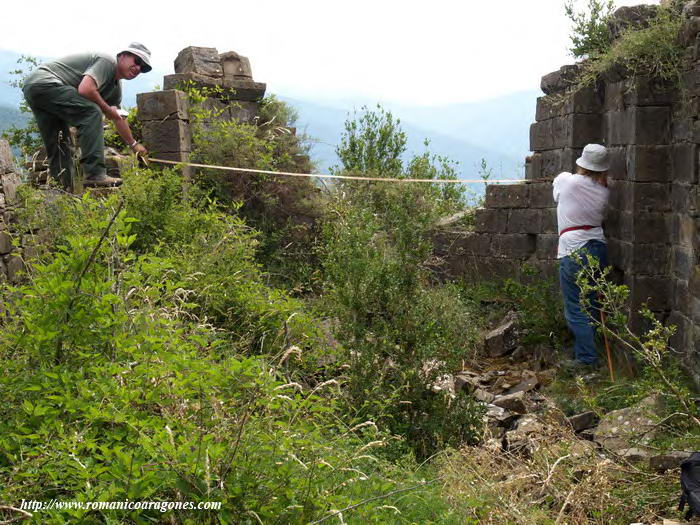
[552,171,609,259]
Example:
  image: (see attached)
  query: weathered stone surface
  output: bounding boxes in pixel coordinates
[528,182,554,208]
[540,64,581,95]
[6,255,24,284]
[491,234,536,258]
[630,243,671,275]
[649,451,692,472]
[504,376,538,396]
[228,100,258,122]
[0,140,13,174]
[628,275,674,310]
[493,391,527,414]
[625,183,671,213]
[219,51,253,80]
[484,312,519,357]
[0,231,11,254]
[530,114,602,151]
[608,146,628,180]
[627,145,671,182]
[484,184,529,208]
[672,183,691,212]
[632,212,673,243]
[506,209,542,234]
[541,208,558,234]
[473,388,496,404]
[474,208,508,233]
[163,73,266,101]
[672,246,694,280]
[607,107,671,146]
[137,90,189,121]
[608,5,659,41]
[435,232,491,257]
[593,395,661,451]
[540,148,581,178]
[535,86,601,121]
[536,234,559,260]
[1,172,21,204]
[174,46,223,78]
[504,414,545,454]
[142,120,192,153]
[568,411,598,432]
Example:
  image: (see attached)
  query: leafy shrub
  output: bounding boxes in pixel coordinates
[565,0,616,59]
[321,106,482,459]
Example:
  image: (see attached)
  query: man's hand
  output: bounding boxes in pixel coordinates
[104,105,122,122]
[132,143,148,156]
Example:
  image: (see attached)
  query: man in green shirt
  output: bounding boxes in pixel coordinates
[22,43,152,188]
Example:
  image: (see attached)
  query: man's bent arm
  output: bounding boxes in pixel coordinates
[77,75,120,121]
[77,75,147,154]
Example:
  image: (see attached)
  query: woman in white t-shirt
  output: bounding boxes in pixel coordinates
[553,144,610,369]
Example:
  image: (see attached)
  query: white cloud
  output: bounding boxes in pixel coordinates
[1,0,658,105]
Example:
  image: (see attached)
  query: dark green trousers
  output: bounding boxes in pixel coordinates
[22,81,106,188]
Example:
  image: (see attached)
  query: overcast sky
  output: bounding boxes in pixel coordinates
[2,0,655,106]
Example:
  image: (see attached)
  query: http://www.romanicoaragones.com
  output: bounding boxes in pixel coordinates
[19,499,222,513]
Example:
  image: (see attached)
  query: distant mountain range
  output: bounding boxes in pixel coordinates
[0,48,540,180]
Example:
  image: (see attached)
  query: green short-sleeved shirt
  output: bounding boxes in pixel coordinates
[28,52,122,107]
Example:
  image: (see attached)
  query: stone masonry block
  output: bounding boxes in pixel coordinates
[542,208,558,234]
[672,117,693,143]
[633,106,671,145]
[163,73,266,102]
[540,148,580,178]
[608,146,628,180]
[174,46,223,78]
[463,256,522,282]
[491,234,536,258]
[671,143,697,184]
[672,183,691,213]
[484,184,529,208]
[632,243,671,275]
[607,179,629,211]
[604,81,626,112]
[474,208,508,233]
[535,86,601,121]
[607,107,671,146]
[668,310,691,351]
[607,239,631,270]
[0,140,13,174]
[142,120,191,154]
[632,213,673,243]
[605,211,634,240]
[623,76,677,107]
[1,172,21,205]
[528,182,555,208]
[628,275,674,311]
[536,234,559,259]
[625,183,671,213]
[220,51,253,81]
[507,209,543,234]
[459,233,492,256]
[627,145,671,182]
[530,114,602,151]
[540,64,581,95]
[525,154,542,180]
[673,214,695,248]
[0,231,11,254]
[674,279,690,312]
[673,246,695,280]
[137,90,189,121]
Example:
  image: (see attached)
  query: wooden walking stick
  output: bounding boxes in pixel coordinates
[600,309,615,381]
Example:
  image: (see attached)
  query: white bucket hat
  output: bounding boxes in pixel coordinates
[119,42,152,73]
[576,144,610,172]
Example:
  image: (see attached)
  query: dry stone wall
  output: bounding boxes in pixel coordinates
[436,5,700,384]
[0,140,26,284]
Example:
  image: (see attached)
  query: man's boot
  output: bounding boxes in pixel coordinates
[84,173,122,187]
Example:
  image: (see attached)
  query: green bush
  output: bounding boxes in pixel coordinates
[321,106,482,459]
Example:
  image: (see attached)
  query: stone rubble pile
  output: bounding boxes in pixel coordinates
[0,140,25,283]
[456,312,694,474]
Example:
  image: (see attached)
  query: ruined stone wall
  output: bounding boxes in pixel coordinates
[436,7,700,384]
[0,140,27,284]
[137,46,267,163]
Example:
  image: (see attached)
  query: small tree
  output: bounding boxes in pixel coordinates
[564,0,616,58]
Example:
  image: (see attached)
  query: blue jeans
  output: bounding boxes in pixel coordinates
[559,240,608,365]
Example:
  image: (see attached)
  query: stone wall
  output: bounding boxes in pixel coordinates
[0,140,26,284]
[137,46,267,165]
[436,5,700,384]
